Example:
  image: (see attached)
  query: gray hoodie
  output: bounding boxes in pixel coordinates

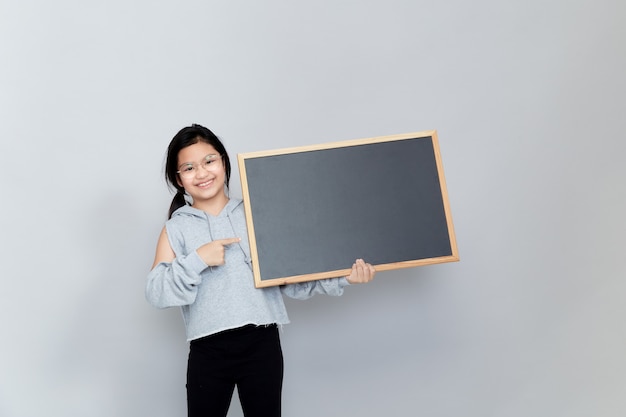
[146,198,349,341]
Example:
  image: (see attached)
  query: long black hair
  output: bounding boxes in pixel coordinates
[164,124,231,218]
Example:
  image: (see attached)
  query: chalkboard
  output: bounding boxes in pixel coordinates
[238,131,458,288]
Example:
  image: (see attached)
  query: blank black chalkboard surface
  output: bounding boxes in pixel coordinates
[238,131,458,288]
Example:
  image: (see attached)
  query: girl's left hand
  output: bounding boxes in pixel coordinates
[346,259,376,284]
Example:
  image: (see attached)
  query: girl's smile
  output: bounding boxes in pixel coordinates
[196,179,214,188]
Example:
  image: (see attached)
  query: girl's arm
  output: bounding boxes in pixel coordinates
[151,226,176,268]
[145,227,208,308]
[281,259,375,300]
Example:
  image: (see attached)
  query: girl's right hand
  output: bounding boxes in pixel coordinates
[196,237,241,266]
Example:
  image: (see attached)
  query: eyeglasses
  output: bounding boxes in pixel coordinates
[177,154,223,179]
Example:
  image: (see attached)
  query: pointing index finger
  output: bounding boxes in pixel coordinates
[217,237,241,246]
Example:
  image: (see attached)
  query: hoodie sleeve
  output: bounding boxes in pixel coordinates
[280,276,351,300]
[145,250,208,308]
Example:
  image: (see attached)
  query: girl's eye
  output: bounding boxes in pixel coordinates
[182,165,194,172]
[204,157,219,167]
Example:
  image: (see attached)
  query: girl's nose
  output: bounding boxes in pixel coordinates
[195,167,210,178]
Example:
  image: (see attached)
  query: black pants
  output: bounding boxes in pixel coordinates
[187,324,284,417]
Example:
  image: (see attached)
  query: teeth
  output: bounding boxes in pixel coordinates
[198,180,212,187]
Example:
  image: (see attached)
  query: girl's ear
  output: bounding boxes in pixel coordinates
[176,177,183,188]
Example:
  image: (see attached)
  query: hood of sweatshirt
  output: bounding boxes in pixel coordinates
[168,198,252,267]
[172,197,242,221]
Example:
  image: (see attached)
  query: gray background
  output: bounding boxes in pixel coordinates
[1,1,624,416]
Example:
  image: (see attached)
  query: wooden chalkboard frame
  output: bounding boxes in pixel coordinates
[238,131,458,288]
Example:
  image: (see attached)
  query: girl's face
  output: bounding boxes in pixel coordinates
[177,141,228,213]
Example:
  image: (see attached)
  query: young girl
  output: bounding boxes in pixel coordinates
[146,124,375,417]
